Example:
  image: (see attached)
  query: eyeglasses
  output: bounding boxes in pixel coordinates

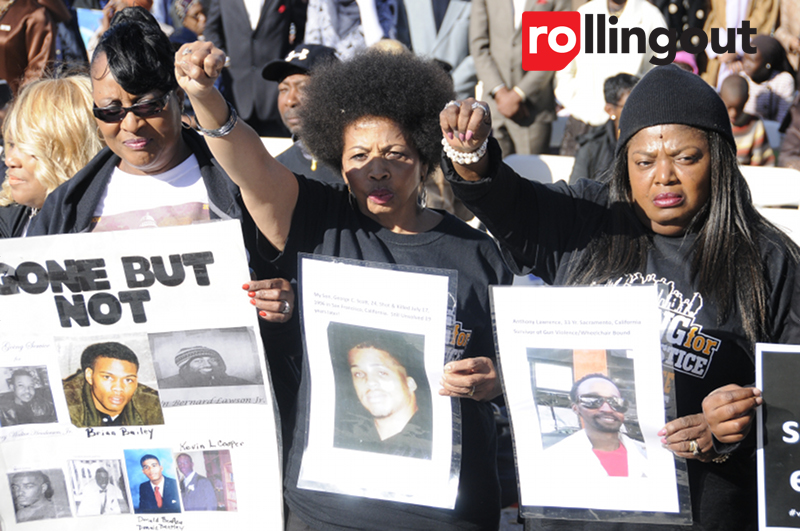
[93,93,171,123]
[577,395,628,413]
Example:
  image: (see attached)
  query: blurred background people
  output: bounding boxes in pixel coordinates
[0,75,102,238]
[741,35,796,124]
[569,73,639,184]
[304,0,396,60]
[554,0,666,156]
[470,0,571,158]
[205,0,300,137]
[720,74,775,166]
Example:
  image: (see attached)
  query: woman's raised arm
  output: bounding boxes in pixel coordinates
[175,41,298,251]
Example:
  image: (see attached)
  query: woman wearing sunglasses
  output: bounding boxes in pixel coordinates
[29,6,241,235]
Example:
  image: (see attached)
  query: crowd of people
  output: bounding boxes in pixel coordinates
[0,0,799,530]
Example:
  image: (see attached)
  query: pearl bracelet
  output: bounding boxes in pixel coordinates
[441,137,488,165]
[196,100,238,138]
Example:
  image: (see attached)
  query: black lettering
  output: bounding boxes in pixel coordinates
[585,13,593,53]
[648,28,677,65]
[609,15,618,53]
[680,27,707,54]
[182,252,214,286]
[739,21,757,53]
[74,259,111,292]
[122,256,155,288]
[55,295,91,327]
[87,292,122,325]
[119,290,151,323]
[710,28,736,54]
[621,27,645,53]
[597,14,605,54]
[16,262,49,294]
[152,255,186,287]
[0,263,18,295]
[45,260,83,294]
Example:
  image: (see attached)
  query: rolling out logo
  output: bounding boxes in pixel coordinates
[522,11,758,71]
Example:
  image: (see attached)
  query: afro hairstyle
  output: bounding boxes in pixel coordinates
[298,49,455,176]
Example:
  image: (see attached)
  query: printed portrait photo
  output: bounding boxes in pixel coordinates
[174,450,236,512]
[57,334,165,428]
[8,468,72,523]
[329,322,433,460]
[149,327,266,406]
[124,448,182,514]
[0,366,58,427]
[527,348,648,478]
[69,459,131,516]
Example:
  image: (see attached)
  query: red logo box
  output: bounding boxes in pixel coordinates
[522,11,581,71]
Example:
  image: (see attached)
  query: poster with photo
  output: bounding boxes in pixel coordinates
[492,285,691,525]
[296,255,459,509]
[757,343,800,530]
[0,221,282,530]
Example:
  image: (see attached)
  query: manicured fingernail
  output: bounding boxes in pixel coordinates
[660,437,667,444]
[465,130,473,142]
[250,299,257,306]
[459,133,465,142]
[444,364,453,372]
[446,131,454,140]
[657,428,666,436]
[248,291,256,297]
[259,310,267,317]
[242,284,250,290]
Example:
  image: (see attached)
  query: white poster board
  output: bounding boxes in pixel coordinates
[0,221,282,530]
[296,255,459,509]
[757,343,800,530]
[492,285,690,524]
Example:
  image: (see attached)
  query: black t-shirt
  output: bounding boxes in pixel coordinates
[255,175,512,530]
[276,141,343,186]
[445,139,800,530]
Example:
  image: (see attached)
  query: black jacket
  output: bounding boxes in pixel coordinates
[28,129,242,236]
[568,120,617,185]
[0,204,31,238]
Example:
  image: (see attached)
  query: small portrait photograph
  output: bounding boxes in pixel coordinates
[8,468,72,522]
[0,366,58,427]
[124,449,182,514]
[329,322,433,460]
[57,334,165,428]
[69,459,131,516]
[175,450,237,512]
[528,348,648,478]
[149,327,265,406]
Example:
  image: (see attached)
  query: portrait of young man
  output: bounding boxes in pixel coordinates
[329,322,433,459]
[62,341,164,427]
[132,453,181,514]
[0,367,57,426]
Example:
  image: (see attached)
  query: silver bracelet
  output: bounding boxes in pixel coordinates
[441,137,488,165]
[196,101,238,138]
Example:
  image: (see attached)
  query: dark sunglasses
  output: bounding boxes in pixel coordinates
[93,92,171,123]
[577,395,628,413]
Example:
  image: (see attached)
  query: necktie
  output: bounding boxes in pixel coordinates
[155,486,163,508]
[100,489,107,514]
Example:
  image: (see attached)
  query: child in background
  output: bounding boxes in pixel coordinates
[720,74,775,166]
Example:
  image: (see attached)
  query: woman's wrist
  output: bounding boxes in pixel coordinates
[441,137,489,165]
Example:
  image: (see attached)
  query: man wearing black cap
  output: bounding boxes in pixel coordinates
[262,44,342,185]
[159,346,253,388]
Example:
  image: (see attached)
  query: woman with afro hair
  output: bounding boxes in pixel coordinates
[177,44,512,530]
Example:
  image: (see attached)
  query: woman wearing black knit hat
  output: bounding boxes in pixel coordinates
[442,64,800,530]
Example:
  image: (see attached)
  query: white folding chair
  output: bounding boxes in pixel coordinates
[504,154,576,184]
[260,137,294,157]
[739,165,800,207]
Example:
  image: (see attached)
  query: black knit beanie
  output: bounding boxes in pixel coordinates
[616,64,735,156]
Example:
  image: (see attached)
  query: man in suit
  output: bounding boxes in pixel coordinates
[469,0,571,157]
[137,455,181,513]
[205,0,300,137]
[176,453,218,511]
[397,0,476,100]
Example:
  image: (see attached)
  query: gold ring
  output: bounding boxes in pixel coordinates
[689,440,700,456]
[468,386,475,397]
